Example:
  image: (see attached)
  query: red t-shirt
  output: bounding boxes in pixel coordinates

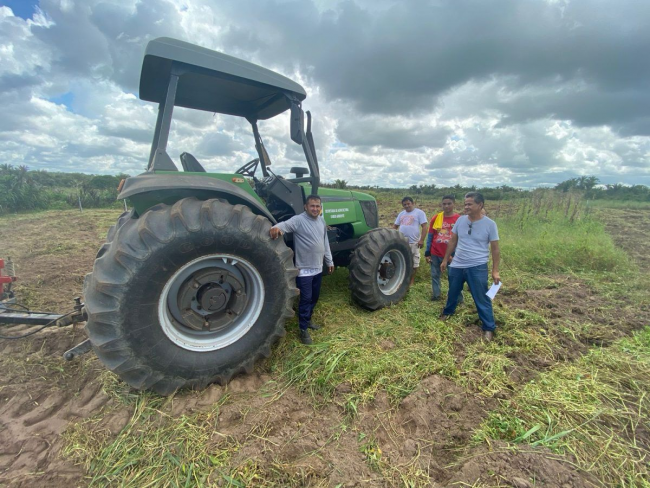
[428,213,461,258]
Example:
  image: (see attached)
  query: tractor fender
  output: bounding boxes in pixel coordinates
[118,173,276,223]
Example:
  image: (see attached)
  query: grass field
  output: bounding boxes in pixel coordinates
[1,192,649,487]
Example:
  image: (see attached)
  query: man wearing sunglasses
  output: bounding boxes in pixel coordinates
[440,192,501,342]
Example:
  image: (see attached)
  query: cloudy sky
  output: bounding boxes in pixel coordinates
[2,0,649,188]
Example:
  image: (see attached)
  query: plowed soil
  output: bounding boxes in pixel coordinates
[0,207,647,487]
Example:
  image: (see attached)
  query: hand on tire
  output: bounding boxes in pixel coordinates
[270,227,283,239]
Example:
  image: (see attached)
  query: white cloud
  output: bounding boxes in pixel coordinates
[0,0,649,188]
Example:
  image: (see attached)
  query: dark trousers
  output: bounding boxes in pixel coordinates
[296,273,323,330]
[443,264,496,331]
[430,255,463,304]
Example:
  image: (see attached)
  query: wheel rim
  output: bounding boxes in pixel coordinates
[376,249,407,295]
[159,254,264,351]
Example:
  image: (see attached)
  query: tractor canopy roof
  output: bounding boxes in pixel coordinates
[139,37,307,120]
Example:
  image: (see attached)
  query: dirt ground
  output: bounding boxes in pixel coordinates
[0,208,647,487]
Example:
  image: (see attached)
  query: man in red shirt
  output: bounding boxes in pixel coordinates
[425,195,463,302]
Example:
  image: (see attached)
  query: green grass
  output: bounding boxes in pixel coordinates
[64,392,234,487]
[474,328,650,486]
[497,193,626,274]
[269,268,459,407]
[585,199,650,209]
[63,373,346,487]
[64,373,250,487]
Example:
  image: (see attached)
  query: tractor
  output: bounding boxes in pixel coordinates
[77,38,414,394]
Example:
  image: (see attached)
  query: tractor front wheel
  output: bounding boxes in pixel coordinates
[348,228,413,310]
[83,197,298,395]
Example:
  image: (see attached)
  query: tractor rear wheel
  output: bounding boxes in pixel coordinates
[348,228,413,310]
[83,197,298,395]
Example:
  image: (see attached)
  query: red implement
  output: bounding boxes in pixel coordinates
[0,259,17,284]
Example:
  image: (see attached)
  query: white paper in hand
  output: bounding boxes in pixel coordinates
[486,282,502,300]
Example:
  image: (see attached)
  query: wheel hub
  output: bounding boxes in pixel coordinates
[376,250,407,295]
[159,255,264,351]
[199,284,230,312]
[173,268,246,332]
[379,261,396,280]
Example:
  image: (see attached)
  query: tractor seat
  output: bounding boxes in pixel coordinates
[290,167,309,178]
[180,152,207,172]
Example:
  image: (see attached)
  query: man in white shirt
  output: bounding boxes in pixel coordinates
[270,195,334,345]
[393,196,428,286]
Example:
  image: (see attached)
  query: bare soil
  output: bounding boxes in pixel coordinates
[0,207,647,486]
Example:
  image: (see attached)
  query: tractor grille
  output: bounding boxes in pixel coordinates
[360,200,379,229]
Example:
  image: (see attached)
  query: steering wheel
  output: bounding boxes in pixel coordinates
[235,158,260,177]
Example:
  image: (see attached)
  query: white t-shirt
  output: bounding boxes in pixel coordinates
[394,208,427,244]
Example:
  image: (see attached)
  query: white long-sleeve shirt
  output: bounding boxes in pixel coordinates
[273,212,333,270]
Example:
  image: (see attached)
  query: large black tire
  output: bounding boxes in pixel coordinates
[105,209,135,243]
[348,228,413,310]
[83,197,298,395]
[94,209,136,260]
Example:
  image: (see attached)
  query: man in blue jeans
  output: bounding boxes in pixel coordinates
[440,192,501,342]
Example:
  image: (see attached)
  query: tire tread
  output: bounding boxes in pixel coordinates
[84,197,298,395]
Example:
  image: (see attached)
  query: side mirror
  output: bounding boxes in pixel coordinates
[290,103,304,144]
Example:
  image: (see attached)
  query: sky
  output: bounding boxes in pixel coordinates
[1,0,649,188]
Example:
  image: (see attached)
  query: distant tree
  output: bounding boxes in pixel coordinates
[87,175,121,191]
[334,179,348,189]
[578,176,599,190]
[556,176,600,192]
[0,164,47,212]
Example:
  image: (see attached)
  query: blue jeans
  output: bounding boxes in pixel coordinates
[296,273,323,330]
[443,264,495,331]
[430,256,463,303]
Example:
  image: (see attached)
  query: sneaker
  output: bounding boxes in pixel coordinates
[431,295,441,302]
[307,322,321,330]
[299,329,313,345]
[482,331,494,342]
[439,314,450,321]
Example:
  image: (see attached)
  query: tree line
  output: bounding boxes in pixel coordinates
[0,164,128,213]
[322,176,650,202]
[1,165,648,214]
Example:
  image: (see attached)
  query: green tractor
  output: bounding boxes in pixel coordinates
[83,38,413,394]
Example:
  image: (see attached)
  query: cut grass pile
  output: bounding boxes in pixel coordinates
[64,374,334,487]
[64,389,234,487]
[270,277,460,408]
[474,327,650,486]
